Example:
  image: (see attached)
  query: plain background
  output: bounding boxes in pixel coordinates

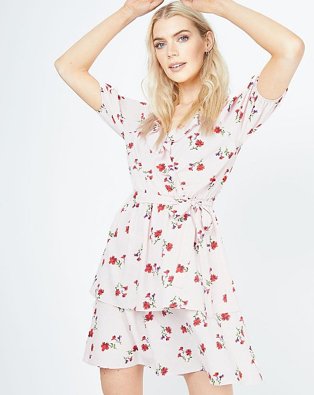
[1,0,313,394]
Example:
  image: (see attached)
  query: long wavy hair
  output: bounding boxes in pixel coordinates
[138,1,230,149]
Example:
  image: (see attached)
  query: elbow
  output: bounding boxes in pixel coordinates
[284,37,305,59]
[54,58,64,71]
[54,56,71,72]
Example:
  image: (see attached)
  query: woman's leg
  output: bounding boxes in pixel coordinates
[99,364,144,395]
[183,371,233,395]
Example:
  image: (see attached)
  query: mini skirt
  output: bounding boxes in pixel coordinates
[82,298,264,386]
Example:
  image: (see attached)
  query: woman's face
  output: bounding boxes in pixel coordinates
[152,15,212,84]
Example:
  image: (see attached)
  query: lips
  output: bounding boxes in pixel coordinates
[169,62,186,69]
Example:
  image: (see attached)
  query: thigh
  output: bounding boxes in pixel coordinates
[99,364,144,395]
[183,371,233,395]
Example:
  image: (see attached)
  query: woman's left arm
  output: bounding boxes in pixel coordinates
[183,0,305,100]
[217,0,304,99]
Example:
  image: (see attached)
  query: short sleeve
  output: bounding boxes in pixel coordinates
[226,74,289,146]
[97,82,147,140]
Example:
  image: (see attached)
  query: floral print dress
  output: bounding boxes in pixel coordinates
[82,72,288,386]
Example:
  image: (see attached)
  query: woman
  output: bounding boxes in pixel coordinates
[55,1,304,394]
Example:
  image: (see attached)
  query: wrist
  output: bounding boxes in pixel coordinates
[119,5,138,21]
[213,0,236,17]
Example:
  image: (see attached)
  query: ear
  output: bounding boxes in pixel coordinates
[205,30,215,50]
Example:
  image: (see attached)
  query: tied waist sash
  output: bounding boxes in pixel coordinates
[134,191,218,239]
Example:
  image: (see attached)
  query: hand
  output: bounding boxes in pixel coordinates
[122,0,164,18]
[180,0,226,14]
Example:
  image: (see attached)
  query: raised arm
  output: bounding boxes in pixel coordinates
[182,0,305,100]
[54,6,137,111]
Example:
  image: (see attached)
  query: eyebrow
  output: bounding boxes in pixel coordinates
[153,29,192,42]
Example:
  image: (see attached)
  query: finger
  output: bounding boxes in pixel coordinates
[180,0,194,8]
[150,0,164,11]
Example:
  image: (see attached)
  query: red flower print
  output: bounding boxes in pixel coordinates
[166,242,173,251]
[176,264,184,273]
[154,229,162,237]
[143,301,151,309]
[181,325,187,333]
[157,204,165,212]
[193,317,201,326]
[142,344,149,351]
[200,343,206,353]
[210,274,218,282]
[88,329,94,337]
[145,311,154,321]
[194,274,200,282]
[145,263,153,273]
[211,240,218,249]
[221,312,230,321]
[210,176,216,182]
[125,225,129,233]
[186,349,192,356]
[133,345,138,352]
[161,367,168,375]
[197,163,205,171]
[156,163,166,172]
[223,294,227,302]
[165,184,174,192]
[109,256,117,265]
[101,342,110,351]
[216,341,223,349]
[195,139,204,147]
[128,142,133,149]
[98,289,104,296]
[166,326,172,333]
[235,109,244,120]
[213,126,222,134]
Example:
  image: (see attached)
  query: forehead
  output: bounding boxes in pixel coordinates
[153,15,195,38]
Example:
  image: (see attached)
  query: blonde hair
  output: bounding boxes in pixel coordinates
[138,1,230,149]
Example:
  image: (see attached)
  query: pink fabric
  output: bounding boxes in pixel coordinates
[82,73,288,385]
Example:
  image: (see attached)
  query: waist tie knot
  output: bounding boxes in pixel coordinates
[134,191,217,237]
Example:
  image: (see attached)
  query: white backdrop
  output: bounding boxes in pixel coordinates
[1,0,313,394]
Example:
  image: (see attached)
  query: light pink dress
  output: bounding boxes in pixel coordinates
[82,72,288,385]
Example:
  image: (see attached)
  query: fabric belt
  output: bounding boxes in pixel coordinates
[134,191,217,236]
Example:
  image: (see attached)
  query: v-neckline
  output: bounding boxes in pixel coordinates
[167,111,200,138]
[146,110,201,154]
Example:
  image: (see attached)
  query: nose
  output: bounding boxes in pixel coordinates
[167,41,178,58]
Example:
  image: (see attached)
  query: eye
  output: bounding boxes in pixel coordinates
[154,35,190,49]
[178,35,189,42]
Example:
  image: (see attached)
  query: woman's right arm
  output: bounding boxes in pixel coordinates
[54,6,138,111]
